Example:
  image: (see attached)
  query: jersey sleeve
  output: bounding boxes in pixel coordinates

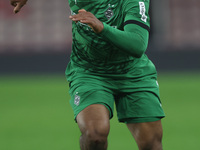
[124,0,150,32]
[98,0,150,58]
[99,22,149,58]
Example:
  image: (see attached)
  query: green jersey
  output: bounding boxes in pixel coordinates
[66,0,156,80]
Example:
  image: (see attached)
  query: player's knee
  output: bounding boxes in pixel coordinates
[140,134,162,150]
[82,127,109,145]
[140,141,162,150]
[87,133,107,146]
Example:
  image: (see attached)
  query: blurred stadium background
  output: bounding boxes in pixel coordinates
[0,0,200,150]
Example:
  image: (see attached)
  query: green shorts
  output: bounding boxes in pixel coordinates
[68,72,165,123]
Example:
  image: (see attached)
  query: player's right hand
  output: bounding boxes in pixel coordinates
[10,0,28,14]
[69,9,104,34]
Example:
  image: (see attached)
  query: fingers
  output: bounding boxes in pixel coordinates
[10,0,27,14]
[79,19,90,24]
[69,10,103,33]
[10,1,17,7]
[13,2,23,14]
[78,9,86,13]
[69,11,92,22]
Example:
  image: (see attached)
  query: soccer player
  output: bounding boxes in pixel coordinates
[10,0,165,149]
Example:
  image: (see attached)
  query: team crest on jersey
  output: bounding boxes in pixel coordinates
[74,92,80,106]
[105,4,114,20]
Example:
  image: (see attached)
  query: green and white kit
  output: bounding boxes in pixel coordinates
[65,0,165,123]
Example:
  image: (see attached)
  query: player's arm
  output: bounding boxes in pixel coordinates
[100,21,148,58]
[70,9,149,58]
[10,0,28,14]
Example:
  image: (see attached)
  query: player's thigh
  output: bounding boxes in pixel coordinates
[77,104,110,137]
[127,120,163,149]
[69,77,114,136]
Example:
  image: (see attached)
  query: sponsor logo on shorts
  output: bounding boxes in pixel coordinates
[74,92,80,106]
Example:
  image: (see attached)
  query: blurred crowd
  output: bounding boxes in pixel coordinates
[169,0,200,50]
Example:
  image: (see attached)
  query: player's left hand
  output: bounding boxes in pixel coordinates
[69,9,104,34]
